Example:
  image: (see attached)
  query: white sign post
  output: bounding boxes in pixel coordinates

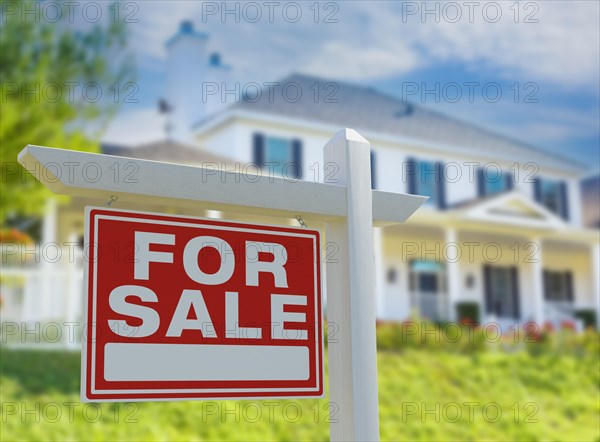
[324,130,380,440]
[19,128,426,441]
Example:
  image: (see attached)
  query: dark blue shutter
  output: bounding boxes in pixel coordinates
[291,138,303,179]
[477,168,486,196]
[370,150,376,189]
[533,177,542,202]
[510,267,520,320]
[543,270,550,301]
[483,265,493,314]
[565,271,574,302]
[559,181,569,221]
[505,171,514,191]
[253,133,265,168]
[435,162,446,210]
[406,157,417,194]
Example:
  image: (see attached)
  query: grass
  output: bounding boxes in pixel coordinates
[1,344,598,441]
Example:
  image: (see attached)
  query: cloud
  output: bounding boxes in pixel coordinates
[303,41,421,80]
[101,109,167,146]
[411,1,600,89]
[119,1,599,92]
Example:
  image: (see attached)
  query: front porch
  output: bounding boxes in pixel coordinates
[1,193,599,346]
[376,197,600,331]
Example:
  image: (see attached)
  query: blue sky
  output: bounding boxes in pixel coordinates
[102,1,599,172]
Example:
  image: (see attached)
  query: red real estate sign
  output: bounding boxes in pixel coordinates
[81,207,323,401]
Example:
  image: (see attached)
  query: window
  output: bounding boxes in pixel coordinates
[417,161,437,205]
[534,178,569,220]
[409,260,447,293]
[543,270,573,303]
[253,133,302,179]
[406,159,445,209]
[477,168,513,196]
[265,137,292,177]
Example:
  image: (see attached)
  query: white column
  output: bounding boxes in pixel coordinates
[41,197,58,252]
[402,259,413,319]
[530,237,544,325]
[445,228,460,322]
[591,243,600,329]
[325,129,379,441]
[373,227,386,319]
[64,233,81,348]
[40,198,58,320]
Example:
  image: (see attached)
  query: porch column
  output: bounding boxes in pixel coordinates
[445,228,460,322]
[41,197,57,251]
[402,257,413,319]
[591,243,600,329]
[373,227,385,319]
[40,198,58,320]
[530,236,545,325]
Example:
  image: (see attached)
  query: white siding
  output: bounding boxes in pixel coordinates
[196,119,584,226]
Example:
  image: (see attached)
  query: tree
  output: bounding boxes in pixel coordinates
[0,0,135,224]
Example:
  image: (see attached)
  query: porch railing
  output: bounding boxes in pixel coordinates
[544,300,576,327]
[410,292,448,321]
[0,266,83,347]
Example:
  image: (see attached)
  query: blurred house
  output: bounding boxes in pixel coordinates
[3,21,599,339]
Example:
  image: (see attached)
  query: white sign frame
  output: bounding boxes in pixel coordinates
[20,128,427,441]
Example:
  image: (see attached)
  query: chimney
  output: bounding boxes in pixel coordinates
[165,21,208,142]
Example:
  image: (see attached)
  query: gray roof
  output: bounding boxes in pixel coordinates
[102,140,234,165]
[230,73,584,172]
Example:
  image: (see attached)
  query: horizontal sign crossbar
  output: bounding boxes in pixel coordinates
[18,145,426,225]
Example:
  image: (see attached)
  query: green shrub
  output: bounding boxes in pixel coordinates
[376,319,599,358]
[575,309,597,330]
[456,302,480,324]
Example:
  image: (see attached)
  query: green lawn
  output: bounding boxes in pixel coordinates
[1,346,598,441]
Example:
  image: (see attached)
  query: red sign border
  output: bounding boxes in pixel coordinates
[81,207,324,402]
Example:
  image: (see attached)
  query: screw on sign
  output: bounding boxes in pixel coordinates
[81,208,323,401]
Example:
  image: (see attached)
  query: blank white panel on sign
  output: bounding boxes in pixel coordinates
[104,343,310,381]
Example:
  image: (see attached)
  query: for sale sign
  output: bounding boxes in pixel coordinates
[81,207,323,401]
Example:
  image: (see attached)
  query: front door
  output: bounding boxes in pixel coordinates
[483,265,520,320]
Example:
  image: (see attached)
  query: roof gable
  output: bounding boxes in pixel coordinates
[457,191,567,230]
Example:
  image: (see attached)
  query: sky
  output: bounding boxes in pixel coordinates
[99,0,600,172]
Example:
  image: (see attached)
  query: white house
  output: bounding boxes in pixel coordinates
[2,22,599,340]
